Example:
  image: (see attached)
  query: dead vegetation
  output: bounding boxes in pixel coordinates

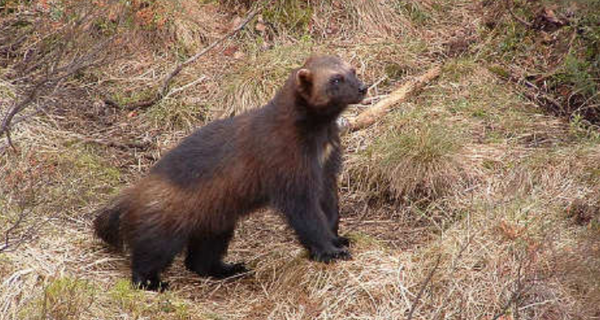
[1,0,600,319]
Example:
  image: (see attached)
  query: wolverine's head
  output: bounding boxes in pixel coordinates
[294,55,367,114]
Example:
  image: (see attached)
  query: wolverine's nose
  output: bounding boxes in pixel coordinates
[358,84,368,95]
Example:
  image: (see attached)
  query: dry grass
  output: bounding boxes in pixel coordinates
[2,0,600,319]
[213,39,314,117]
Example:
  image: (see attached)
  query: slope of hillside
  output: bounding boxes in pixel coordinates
[1,1,599,319]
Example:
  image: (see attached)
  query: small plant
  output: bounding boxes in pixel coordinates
[394,1,430,25]
[109,279,146,315]
[22,277,96,320]
[569,113,600,142]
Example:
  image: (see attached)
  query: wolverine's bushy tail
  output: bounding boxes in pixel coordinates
[93,198,127,250]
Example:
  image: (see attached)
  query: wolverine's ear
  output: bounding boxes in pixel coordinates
[296,68,312,88]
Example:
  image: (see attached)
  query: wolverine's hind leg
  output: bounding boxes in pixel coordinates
[130,231,185,291]
[185,228,248,279]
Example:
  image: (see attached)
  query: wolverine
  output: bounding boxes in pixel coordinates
[93,55,368,291]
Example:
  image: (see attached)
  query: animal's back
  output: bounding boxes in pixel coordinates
[150,116,238,188]
[133,110,269,231]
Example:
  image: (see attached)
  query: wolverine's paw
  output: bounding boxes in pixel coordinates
[310,247,352,264]
[206,262,249,279]
[133,279,169,292]
[333,236,350,248]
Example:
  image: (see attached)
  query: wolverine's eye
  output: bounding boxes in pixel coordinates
[330,75,344,85]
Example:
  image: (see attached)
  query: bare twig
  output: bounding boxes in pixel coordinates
[368,75,388,92]
[122,8,260,111]
[0,209,28,253]
[503,70,566,114]
[429,236,474,318]
[0,185,52,253]
[0,81,45,140]
[9,108,43,127]
[164,75,208,99]
[0,215,51,254]
[491,261,531,320]
[4,128,17,153]
[159,9,258,96]
[407,254,442,320]
[407,237,472,319]
[534,30,578,83]
[506,0,533,28]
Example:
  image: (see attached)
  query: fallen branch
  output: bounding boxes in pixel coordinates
[74,136,151,151]
[120,8,260,111]
[339,65,442,134]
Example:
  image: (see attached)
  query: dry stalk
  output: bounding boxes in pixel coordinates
[406,254,442,320]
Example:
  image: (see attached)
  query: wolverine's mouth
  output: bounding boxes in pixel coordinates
[354,91,367,104]
[356,83,368,103]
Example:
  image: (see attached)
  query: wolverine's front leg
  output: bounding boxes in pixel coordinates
[321,150,349,248]
[320,176,350,248]
[274,188,351,263]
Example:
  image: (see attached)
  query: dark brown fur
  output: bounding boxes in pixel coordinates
[93,55,367,291]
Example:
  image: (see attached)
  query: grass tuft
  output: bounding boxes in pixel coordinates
[346,111,469,204]
[262,0,313,35]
